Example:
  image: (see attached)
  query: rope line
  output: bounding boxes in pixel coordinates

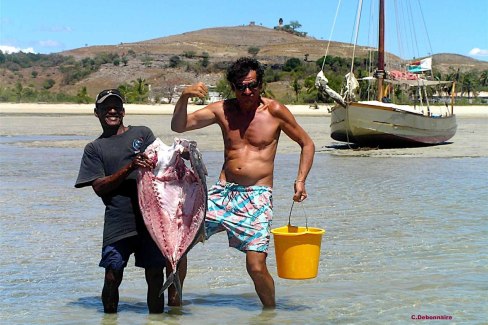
[321,0,343,71]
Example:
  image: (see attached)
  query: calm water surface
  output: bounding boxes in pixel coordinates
[0,116,487,324]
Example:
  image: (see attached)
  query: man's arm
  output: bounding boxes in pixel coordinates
[92,153,154,197]
[171,82,216,133]
[271,102,315,202]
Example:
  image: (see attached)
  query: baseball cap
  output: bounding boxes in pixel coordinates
[95,89,124,105]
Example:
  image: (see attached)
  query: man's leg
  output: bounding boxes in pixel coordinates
[246,251,276,308]
[145,268,165,313]
[102,268,123,313]
[167,255,188,306]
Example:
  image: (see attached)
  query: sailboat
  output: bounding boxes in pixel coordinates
[316,0,457,146]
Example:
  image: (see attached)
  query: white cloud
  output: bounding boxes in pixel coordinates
[38,40,61,48]
[39,25,73,33]
[0,41,62,54]
[469,48,488,56]
[0,45,35,53]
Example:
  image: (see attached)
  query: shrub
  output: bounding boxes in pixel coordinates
[43,79,55,89]
[248,47,260,56]
[183,51,196,58]
[169,56,181,68]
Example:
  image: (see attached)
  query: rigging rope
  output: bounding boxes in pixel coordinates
[393,0,404,67]
[406,1,419,58]
[350,0,364,77]
[417,0,433,56]
[321,0,343,71]
[342,0,365,150]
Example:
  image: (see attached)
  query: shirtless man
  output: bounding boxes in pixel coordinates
[171,57,315,308]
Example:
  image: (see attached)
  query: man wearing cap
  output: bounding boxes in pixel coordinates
[75,89,187,313]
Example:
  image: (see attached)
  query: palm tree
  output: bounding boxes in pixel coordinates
[15,81,23,102]
[117,84,131,102]
[461,72,476,101]
[260,81,275,99]
[292,77,302,102]
[216,78,233,99]
[131,77,149,103]
[76,86,90,103]
[480,70,488,87]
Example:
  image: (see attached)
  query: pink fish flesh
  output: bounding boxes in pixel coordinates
[137,138,207,298]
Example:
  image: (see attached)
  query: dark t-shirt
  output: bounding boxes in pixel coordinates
[75,126,156,247]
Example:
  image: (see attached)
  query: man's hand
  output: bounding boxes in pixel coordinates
[131,153,154,170]
[93,153,153,197]
[293,180,308,202]
[182,82,208,99]
[172,82,214,133]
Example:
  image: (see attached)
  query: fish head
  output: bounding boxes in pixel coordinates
[188,141,208,184]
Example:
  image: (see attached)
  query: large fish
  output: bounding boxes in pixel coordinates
[137,138,207,299]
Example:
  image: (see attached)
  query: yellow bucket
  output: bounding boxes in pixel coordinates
[271,225,325,280]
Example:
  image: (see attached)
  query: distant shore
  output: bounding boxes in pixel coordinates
[0,102,487,117]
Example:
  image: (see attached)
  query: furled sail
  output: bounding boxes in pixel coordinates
[344,72,359,101]
[315,71,346,107]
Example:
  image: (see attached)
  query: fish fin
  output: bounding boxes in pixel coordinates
[159,272,174,297]
[159,270,183,302]
[188,220,206,250]
[174,271,182,302]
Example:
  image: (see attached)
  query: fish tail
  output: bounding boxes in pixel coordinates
[174,271,182,302]
[159,272,174,297]
[158,270,182,301]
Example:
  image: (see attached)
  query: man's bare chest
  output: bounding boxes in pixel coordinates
[224,118,279,149]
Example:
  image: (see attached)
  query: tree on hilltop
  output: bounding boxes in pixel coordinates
[289,21,302,31]
[275,20,307,37]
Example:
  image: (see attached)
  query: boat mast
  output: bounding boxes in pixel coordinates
[375,0,386,101]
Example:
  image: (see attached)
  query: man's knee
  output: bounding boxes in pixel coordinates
[105,269,123,286]
[246,253,268,277]
[247,263,268,277]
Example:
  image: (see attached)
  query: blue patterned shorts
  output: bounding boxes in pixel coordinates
[205,181,273,253]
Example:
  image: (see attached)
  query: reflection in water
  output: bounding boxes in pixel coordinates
[100,313,118,325]
[249,309,278,324]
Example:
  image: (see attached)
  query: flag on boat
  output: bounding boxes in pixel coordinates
[407,57,432,73]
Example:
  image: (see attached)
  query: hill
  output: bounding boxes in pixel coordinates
[2,25,487,101]
[63,25,363,62]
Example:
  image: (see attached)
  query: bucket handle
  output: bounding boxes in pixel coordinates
[287,201,294,226]
[287,201,309,230]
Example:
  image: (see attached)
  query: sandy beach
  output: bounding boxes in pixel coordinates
[0,102,487,117]
[1,102,487,159]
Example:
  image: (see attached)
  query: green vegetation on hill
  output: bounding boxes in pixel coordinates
[274,20,308,37]
[1,42,487,105]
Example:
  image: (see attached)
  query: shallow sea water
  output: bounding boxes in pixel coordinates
[0,115,487,324]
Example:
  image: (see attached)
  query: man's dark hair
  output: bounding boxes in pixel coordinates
[226,57,264,89]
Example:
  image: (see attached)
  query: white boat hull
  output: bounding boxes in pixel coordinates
[330,101,457,145]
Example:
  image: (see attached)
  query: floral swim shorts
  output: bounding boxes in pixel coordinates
[205,181,273,253]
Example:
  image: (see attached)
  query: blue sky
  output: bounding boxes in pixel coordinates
[1,0,487,62]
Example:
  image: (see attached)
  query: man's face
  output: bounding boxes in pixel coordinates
[234,70,261,108]
[95,97,125,128]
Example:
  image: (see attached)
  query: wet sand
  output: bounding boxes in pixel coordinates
[0,103,487,158]
[1,102,487,117]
